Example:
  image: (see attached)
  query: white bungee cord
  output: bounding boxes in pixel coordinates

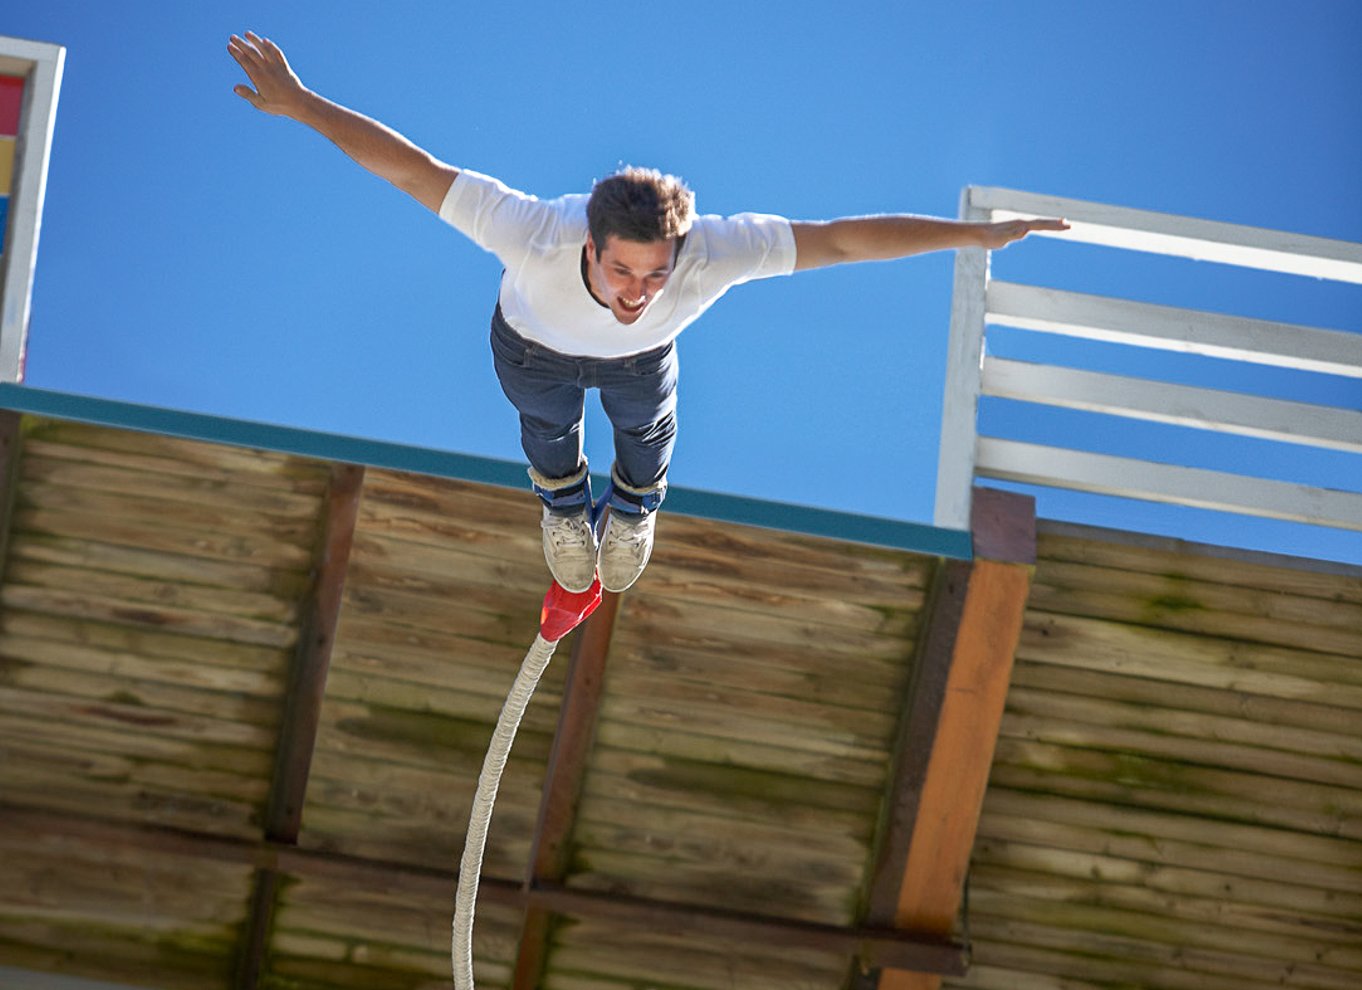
[451,576,603,990]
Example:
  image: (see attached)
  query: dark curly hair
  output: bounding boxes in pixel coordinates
[586,166,695,253]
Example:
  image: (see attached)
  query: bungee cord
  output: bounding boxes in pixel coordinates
[451,560,604,989]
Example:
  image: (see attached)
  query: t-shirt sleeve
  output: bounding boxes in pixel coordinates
[698,212,797,285]
[438,169,561,268]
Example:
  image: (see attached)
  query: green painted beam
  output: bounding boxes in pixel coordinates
[0,383,972,559]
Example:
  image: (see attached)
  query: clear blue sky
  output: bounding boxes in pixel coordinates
[6,1,1362,564]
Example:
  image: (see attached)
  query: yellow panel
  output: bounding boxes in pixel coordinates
[0,136,13,194]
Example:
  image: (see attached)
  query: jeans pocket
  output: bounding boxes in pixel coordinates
[625,342,675,378]
[490,320,531,369]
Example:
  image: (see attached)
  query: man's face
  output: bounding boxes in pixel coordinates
[586,234,676,325]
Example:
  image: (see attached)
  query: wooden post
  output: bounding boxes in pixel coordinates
[861,487,1035,989]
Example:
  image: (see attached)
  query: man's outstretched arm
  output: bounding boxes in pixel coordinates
[790,213,1069,271]
[228,32,458,213]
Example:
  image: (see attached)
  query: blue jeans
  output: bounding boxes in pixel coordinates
[490,305,677,514]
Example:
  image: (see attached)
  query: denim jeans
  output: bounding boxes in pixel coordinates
[490,305,677,513]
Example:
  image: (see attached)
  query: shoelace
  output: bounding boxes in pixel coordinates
[607,516,651,548]
[546,517,593,553]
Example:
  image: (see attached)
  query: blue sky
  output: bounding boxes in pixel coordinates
[6,1,1361,564]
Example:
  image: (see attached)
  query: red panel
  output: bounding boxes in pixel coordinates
[0,75,23,136]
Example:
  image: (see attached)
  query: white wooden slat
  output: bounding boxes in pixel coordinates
[987,282,1362,379]
[933,192,990,531]
[981,358,1362,455]
[969,186,1362,284]
[975,437,1362,531]
[0,37,66,383]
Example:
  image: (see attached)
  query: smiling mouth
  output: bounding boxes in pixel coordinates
[618,296,647,313]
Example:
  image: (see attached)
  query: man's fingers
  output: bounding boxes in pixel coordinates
[1028,217,1070,232]
[232,84,262,108]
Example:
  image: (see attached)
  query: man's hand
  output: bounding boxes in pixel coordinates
[229,32,308,118]
[977,216,1070,250]
[226,31,459,212]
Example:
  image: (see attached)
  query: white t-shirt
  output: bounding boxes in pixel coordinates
[439,169,797,358]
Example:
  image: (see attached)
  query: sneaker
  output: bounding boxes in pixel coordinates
[541,506,598,592]
[598,509,656,593]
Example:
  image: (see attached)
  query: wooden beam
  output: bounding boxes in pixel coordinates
[976,437,1362,531]
[0,411,25,586]
[986,281,1362,379]
[982,357,1362,454]
[265,462,365,840]
[0,804,968,976]
[237,463,365,990]
[969,186,1362,284]
[860,488,1035,990]
[861,559,971,923]
[512,590,623,990]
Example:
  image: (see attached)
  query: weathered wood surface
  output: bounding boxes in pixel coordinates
[568,516,929,937]
[547,919,849,990]
[954,524,1362,990]
[0,818,252,990]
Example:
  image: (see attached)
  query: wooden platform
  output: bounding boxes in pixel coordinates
[0,411,1357,990]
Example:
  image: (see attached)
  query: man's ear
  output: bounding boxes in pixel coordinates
[585,233,598,261]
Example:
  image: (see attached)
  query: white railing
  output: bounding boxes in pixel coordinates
[0,35,66,384]
[934,187,1362,534]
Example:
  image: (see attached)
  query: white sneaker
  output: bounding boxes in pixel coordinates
[541,507,598,592]
[599,509,656,593]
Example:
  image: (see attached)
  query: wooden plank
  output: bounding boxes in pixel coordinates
[0,610,293,674]
[607,631,910,709]
[987,282,1362,378]
[0,684,280,748]
[593,718,893,788]
[969,862,1362,948]
[935,190,990,531]
[1000,689,1362,784]
[970,837,1362,930]
[1029,558,1362,651]
[25,423,331,492]
[0,585,298,648]
[1010,659,1362,740]
[1035,521,1362,602]
[988,738,1362,839]
[1019,611,1362,707]
[580,750,880,830]
[983,356,1362,453]
[598,689,896,764]
[977,791,1362,880]
[970,187,1362,284]
[615,592,916,659]
[9,531,311,596]
[17,479,319,549]
[13,505,315,569]
[965,908,1361,990]
[977,437,1362,531]
[5,558,299,622]
[20,454,323,516]
[0,657,281,724]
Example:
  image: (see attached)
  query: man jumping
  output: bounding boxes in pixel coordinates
[229,32,1066,594]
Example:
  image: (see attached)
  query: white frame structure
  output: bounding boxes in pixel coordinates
[0,35,65,384]
[934,187,1362,534]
